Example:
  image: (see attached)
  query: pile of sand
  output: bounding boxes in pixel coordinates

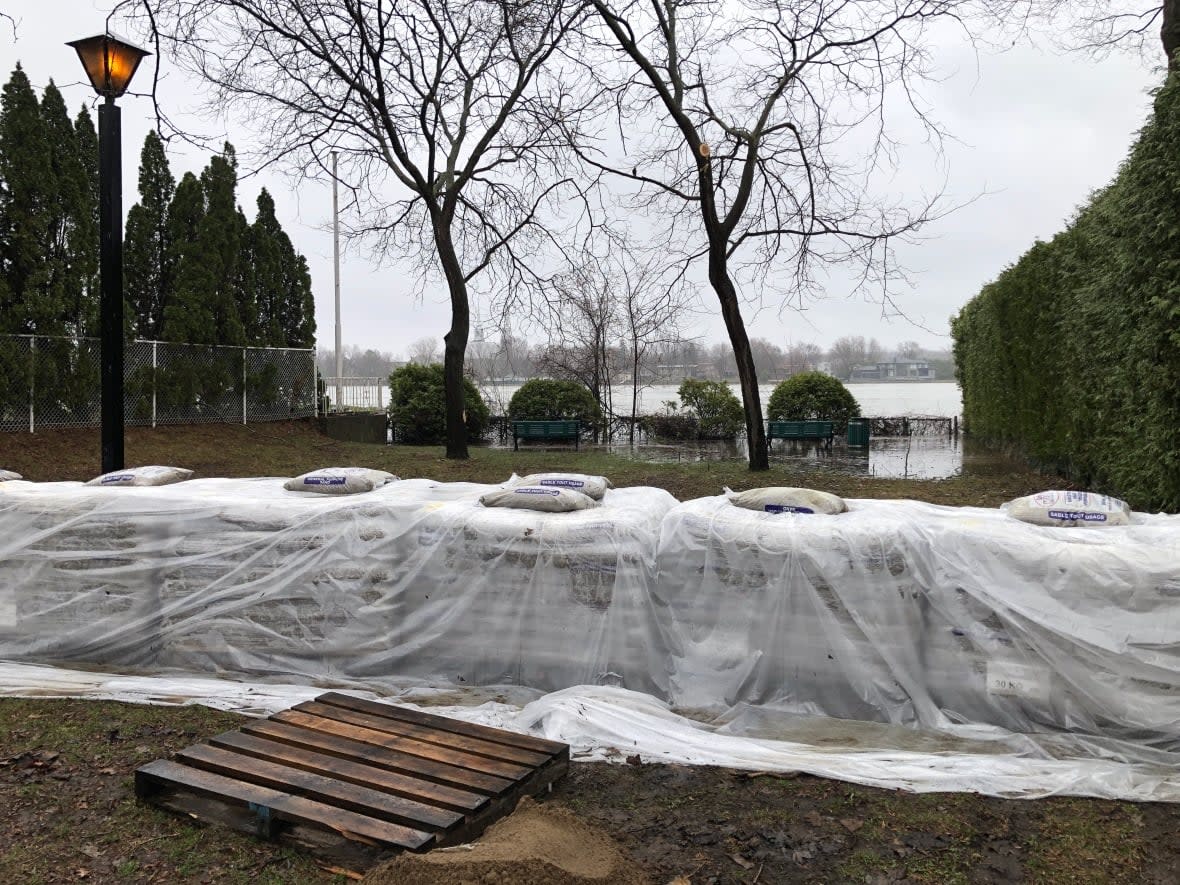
[363,799,649,885]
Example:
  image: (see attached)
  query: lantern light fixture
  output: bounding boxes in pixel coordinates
[66,32,151,100]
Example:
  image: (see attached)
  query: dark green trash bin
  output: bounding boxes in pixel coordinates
[847,418,871,447]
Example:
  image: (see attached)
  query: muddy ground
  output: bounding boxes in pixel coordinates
[3,698,1180,884]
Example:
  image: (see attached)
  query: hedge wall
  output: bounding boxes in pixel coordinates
[952,72,1180,511]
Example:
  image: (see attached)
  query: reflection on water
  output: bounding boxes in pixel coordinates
[597,435,1015,480]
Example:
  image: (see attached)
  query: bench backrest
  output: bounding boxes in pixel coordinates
[767,420,834,437]
[512,420,580,437]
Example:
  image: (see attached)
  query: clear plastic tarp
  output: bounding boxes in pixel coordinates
[0,478,676,692]
[4,480,1180,800]
[656,496,1180,752]
[3,663,1180,801]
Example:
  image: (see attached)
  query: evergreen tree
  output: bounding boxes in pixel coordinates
[0,64,55,334]
[161,171,209,342]
[198,143,246,346]
[165,143,245,345]
[124,131,175,339]
[233,203,255,343]
[38,82,85,336]
[284,251,316,348]
[248,188,288,346]
[246,188,315,348]
[70,105,99,338]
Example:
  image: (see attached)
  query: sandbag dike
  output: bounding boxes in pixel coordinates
[657,496,1180,747]
[3,478,1180,753]
[0,478,676,695]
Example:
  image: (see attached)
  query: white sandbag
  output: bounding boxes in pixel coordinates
[0,470,22,481]
[480,486,599,512]
[510,472,614,501]
[1003,490,1130,527]
[726,486,847,515]
[86,465,194,487]
[283,467,397,495]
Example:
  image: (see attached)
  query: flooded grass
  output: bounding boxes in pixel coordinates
[586,434,1022,481]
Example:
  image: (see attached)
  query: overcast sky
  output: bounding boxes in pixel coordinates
[1,1,1161,359]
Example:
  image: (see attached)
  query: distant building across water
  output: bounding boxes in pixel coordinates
[850,359,935,382]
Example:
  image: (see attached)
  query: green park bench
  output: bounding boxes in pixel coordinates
[512,419,581,451]
[767,420,835,449]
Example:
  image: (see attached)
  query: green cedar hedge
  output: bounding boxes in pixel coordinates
[952,73,1180,511]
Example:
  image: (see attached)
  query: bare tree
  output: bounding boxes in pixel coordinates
[408,337,442,365]
[785,341,823,375]
[617,257,692,440]
[705,341,737,380]
[828,335,869,381]
[531,259,620,423]
[896,339,925,359]
[749,338,787,381]
[120,0,593,458]
[575,0,986,469]
[1029,1,1180,66]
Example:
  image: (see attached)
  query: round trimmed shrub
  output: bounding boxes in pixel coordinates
[677,378,744,439]
[767,371,861,431]
[388,362,490,444]
[508,378,602,425]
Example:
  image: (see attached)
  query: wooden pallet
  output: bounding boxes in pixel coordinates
[135,691,569,871]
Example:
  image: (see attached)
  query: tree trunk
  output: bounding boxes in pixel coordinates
[435,224,470,460]
[1165,0,1180,69]
[631,341,639,444]
[708,248,768,471]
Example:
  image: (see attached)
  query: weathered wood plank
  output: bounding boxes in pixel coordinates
[175,743,463,833]
[140,781,389,871]
[315,692,567,757]
[135,759,435,851]
[207,730,489,815]
[241,718,516,797]
[272,709,531,782]
[137,693,571,869]
[292,700,551,767]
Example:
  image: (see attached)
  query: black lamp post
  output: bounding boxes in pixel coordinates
[66,33,150,474]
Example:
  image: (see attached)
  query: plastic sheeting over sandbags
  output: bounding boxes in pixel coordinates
[5,662,1180,802]
[0,478,676,693]
[656,496,1180,748]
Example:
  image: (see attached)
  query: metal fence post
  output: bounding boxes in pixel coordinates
[151,340,158,428]
[242,347,247,426]
[28,335,35,433]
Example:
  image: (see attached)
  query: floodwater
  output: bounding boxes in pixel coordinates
[579,434,1016,480]
[482,381,985,479]
[482,380,963,419]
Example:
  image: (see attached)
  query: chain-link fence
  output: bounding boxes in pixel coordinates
[0,335,317,432]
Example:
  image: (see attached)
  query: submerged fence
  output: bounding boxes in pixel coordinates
[0,334,317,432]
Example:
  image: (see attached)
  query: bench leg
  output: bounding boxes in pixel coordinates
[514,436,519,451]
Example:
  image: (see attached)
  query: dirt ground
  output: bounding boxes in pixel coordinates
[3,698,1180,885]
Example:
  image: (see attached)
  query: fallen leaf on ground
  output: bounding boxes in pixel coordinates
[729,853,755,869]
